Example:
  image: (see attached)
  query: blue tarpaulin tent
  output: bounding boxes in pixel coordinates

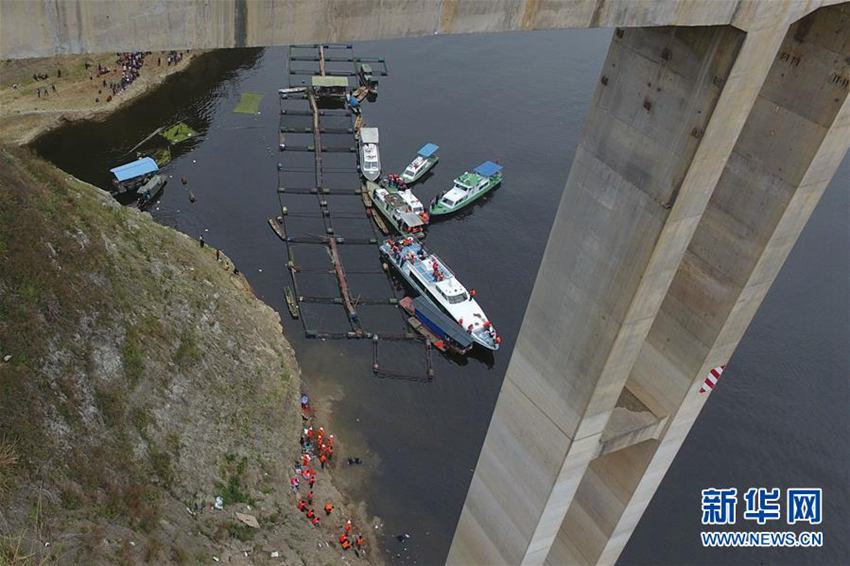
[474,161,503,177]
[417,143,439,158]
[110,157,159,182]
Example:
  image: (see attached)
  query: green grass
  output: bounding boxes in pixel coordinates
[147,146,172,167]
[233,92,263,114]
[122,327,144,386]
[160,122,197,145]
[217,454,252,505]
[173,330,201,369]
[0,145,304,561]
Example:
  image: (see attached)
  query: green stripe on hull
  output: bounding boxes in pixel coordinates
[429,177,501,216]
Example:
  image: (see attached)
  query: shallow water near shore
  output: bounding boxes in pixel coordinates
[35,31,849,565]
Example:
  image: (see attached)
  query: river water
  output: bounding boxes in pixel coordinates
[35,31,848,565]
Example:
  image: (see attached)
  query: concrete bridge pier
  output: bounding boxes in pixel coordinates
[448,4,849,565]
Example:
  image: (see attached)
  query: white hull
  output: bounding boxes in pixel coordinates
[380,239,499,350]
[360,143,381,181]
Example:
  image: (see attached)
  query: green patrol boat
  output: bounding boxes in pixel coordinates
[429,161,503,216]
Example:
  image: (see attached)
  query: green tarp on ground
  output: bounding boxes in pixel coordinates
[161,122,198,145]
[149,146,172,167]
[234,92,264,114]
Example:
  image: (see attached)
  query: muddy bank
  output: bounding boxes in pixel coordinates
[0,50,201,144]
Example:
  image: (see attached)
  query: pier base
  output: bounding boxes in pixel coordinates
[448,4,850,565]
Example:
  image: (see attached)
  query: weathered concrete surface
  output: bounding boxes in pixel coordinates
[448,2,850,565]
[0,0,843,59]
[589,6,850,564]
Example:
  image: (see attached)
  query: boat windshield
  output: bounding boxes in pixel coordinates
[365,160,378,169]
[441,197,456,206]
[446,292,468,304]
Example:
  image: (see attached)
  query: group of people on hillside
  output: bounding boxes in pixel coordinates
[293,394,367,557]
[116,51,146,91]
[165,50,184,66]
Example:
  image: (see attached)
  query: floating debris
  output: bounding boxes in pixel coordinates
[160,122,198,145]
[234,92,264,114]
[148,146,172,167]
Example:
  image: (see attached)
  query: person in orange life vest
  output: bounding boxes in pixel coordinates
[309,475,316,488]
[297,500,308,512]
[311,516,320,527]
[355,534,365,548]
[344,519,352,533]
[324,502,334,515]
[319,453,327,469]
[338,533,348,544]
[341,539,351,550]
[306,426,314,441]
[307,490,314,503]
[306,509,315,519]
[327,446,334,460]
[302,453,311,466]
[327,434,334,448]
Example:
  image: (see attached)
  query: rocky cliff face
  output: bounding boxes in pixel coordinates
[0,147,366,564]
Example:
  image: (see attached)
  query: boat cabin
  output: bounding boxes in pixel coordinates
[435,278,469,305]
[110,157,159,194]
[395,211,426,234]
[398,190,426,215]
[407,143,438,174]
[311,75,349,105]
[357,63,378,88]
[438,161,502,208]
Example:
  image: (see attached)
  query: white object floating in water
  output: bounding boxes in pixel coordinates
[214,495,224,510]
[192,159,197,163]
[258,268,263,272]
[204,228,209,232]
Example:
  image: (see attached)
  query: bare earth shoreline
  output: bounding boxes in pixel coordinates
[0,50,200,144]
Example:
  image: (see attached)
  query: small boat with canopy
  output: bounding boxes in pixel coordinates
[109,157,159,194]
[400,143,439,184]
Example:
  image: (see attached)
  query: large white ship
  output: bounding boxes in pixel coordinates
[379,237,500,350]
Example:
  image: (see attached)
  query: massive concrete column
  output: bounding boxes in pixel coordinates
[449,4,849,565]
[549,6,850,565]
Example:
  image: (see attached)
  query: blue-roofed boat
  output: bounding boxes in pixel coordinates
[380,236,500,351]
[401,143,439,184]
[429,161,503,216]
[109,157,159,194]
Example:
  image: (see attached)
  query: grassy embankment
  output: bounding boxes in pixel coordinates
[0,146,369,565]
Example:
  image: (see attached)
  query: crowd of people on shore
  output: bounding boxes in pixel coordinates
[292,393,368,557]
[23,50,190,105]
[165,50,184,66]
